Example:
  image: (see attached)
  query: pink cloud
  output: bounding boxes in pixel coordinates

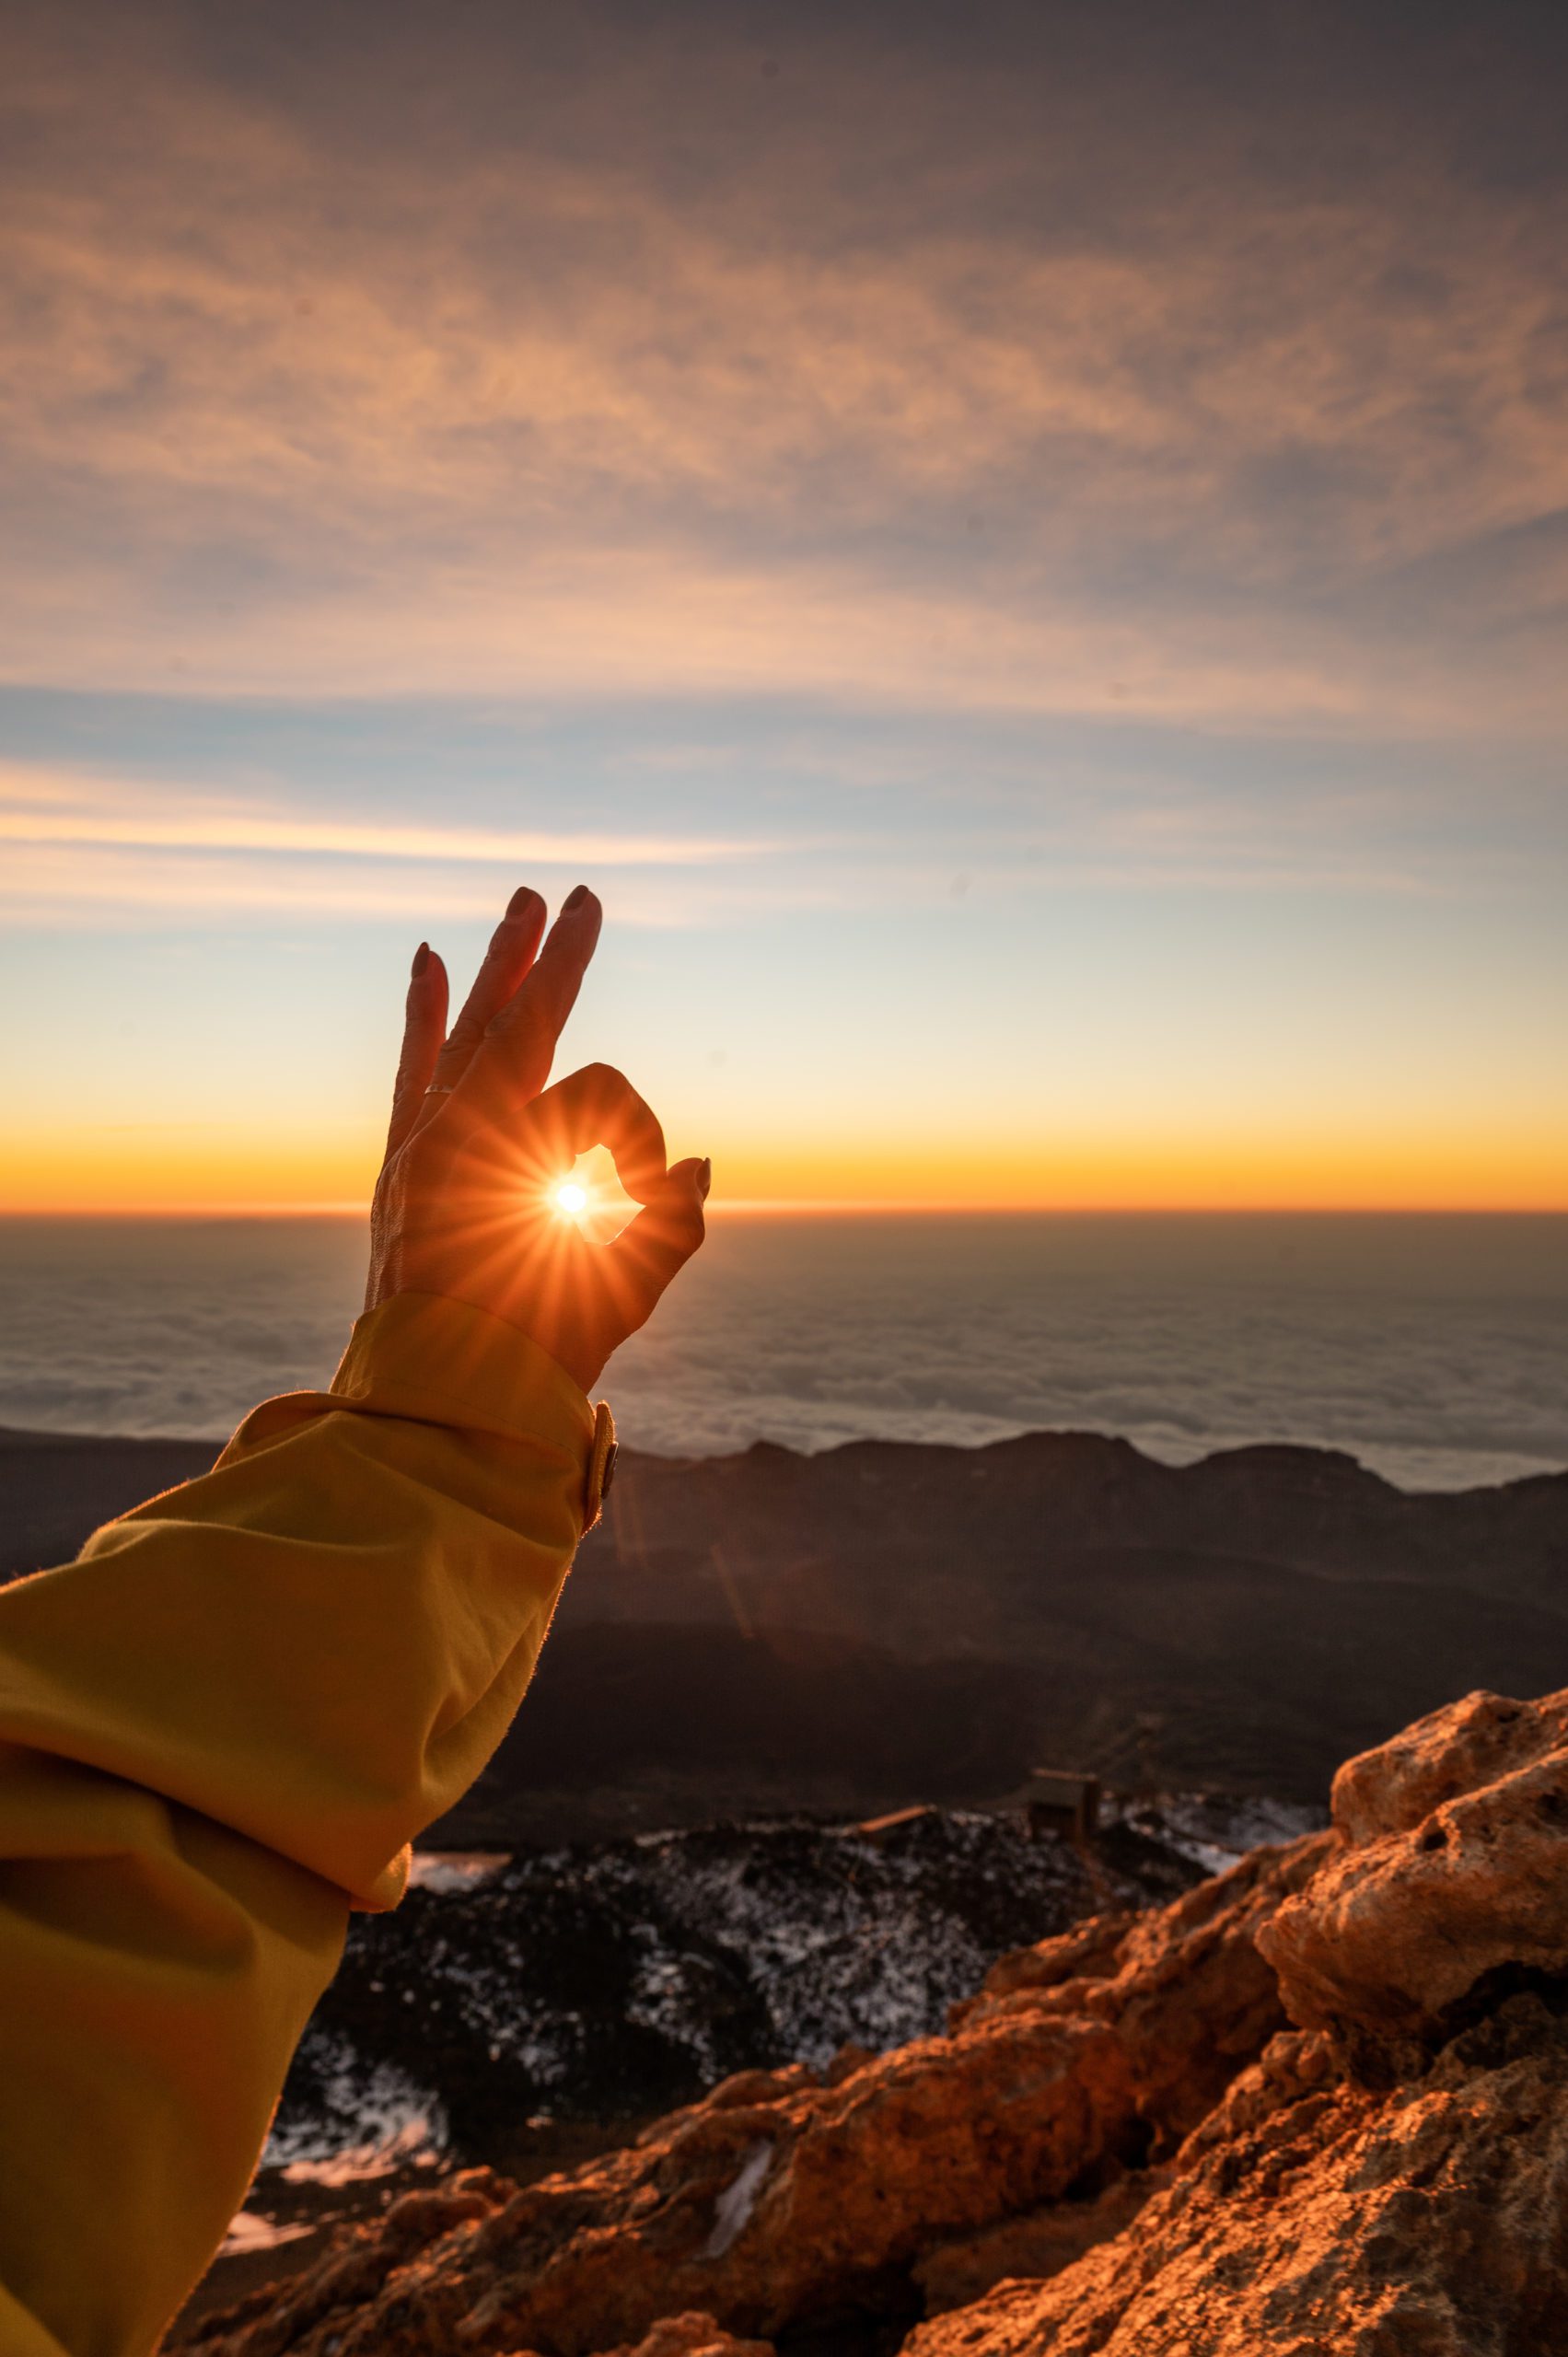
[0,6,1564,731]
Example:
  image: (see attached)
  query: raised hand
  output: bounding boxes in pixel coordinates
[366,886,709,1390]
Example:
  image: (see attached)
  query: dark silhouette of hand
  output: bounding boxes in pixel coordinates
[365,886,708,1390]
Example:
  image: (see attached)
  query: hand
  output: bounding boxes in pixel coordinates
[365,885,709,1392]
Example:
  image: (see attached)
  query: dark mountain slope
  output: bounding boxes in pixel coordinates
[452,1543,1568,1839]
[6,1421,1566,1828]
[0,1425,215,1581]
[580,1430,1568,1632]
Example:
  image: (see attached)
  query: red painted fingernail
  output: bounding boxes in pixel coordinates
[506,886,539,920]
[412,942,430,978]
[563,884,590,911]
[698,1157,712,1200]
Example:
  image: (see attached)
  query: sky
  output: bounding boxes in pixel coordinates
[2,0,1565,1212]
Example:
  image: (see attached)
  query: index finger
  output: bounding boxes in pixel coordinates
[457,886,602,1122]
[523,1062,668,1204]
[424,886,548,1097]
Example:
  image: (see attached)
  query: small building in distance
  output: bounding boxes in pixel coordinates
[1021,1769,1100,1845]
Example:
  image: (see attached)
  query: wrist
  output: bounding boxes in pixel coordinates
[331,1292,617,1529]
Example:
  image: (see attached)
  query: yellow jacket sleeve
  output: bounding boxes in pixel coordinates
[0,1292,615,2357]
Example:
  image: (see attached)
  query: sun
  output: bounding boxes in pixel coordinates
[542,1147,635,1238]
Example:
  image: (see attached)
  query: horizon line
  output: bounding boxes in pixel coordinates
[3,1200,1567,1221]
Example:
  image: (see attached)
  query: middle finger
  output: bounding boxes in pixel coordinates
[457,885,603,1122]
[424,885,548,1101]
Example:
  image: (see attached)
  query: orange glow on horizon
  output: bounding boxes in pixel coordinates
[3,1119,1565,1217]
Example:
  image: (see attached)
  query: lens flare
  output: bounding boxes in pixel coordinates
[553,1180,589,1217]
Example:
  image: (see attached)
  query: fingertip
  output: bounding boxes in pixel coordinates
[506,884,543,922]
[553,885,603,944]
[655,1157,709,1239]
[534,885,602,961]
[413,947,450,1022]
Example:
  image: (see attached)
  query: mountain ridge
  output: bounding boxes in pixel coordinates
[6,1422,1568,1826]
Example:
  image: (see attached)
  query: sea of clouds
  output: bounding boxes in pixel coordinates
[1,1213,1565,1492]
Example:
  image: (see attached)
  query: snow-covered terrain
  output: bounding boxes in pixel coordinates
[268,1796,1322,2174]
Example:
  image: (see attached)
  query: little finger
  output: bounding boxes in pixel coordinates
[384,943,449,1158]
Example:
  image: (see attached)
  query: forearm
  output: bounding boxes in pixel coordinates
[0,1293,611,2355]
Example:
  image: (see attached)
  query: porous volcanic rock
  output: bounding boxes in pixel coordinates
[178,1837,1326,2356]
[905,1684,1568,2356]
[910,2171,1157,2316]
[1258,1685,1568,2049]
[904,1998,1568,2356]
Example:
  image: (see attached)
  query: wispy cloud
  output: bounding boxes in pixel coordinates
[0,750,1530,928]
[0,789,768,868]
[0,760,809,923]
[1,5,1564,731]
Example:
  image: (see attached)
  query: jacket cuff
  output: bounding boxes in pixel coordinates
[328,1292,618,1531]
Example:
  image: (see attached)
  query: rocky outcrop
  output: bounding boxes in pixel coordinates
[910,1686,1568,2353]
[906,2004,1568,2356]
[1258,1687,1568,2057]
[179,1838,1325,2354]
[181,1688,1568,2357]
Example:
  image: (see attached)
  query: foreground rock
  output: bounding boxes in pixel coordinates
[908,2005,1568,2356]
[179,1836,1325,2352]
[180,1688,1568,2357]
[912,1686,1568,2354]
[1258,1686,1568,2057]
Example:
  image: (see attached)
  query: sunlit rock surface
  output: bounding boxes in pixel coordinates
[177,1689,1568,2357]
[905,2007,1568,2357]
[1258,1686,1568,2049]
[176,1838,1323,2351]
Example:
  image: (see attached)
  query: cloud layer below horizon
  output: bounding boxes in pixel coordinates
[5,1209,1565,1490]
